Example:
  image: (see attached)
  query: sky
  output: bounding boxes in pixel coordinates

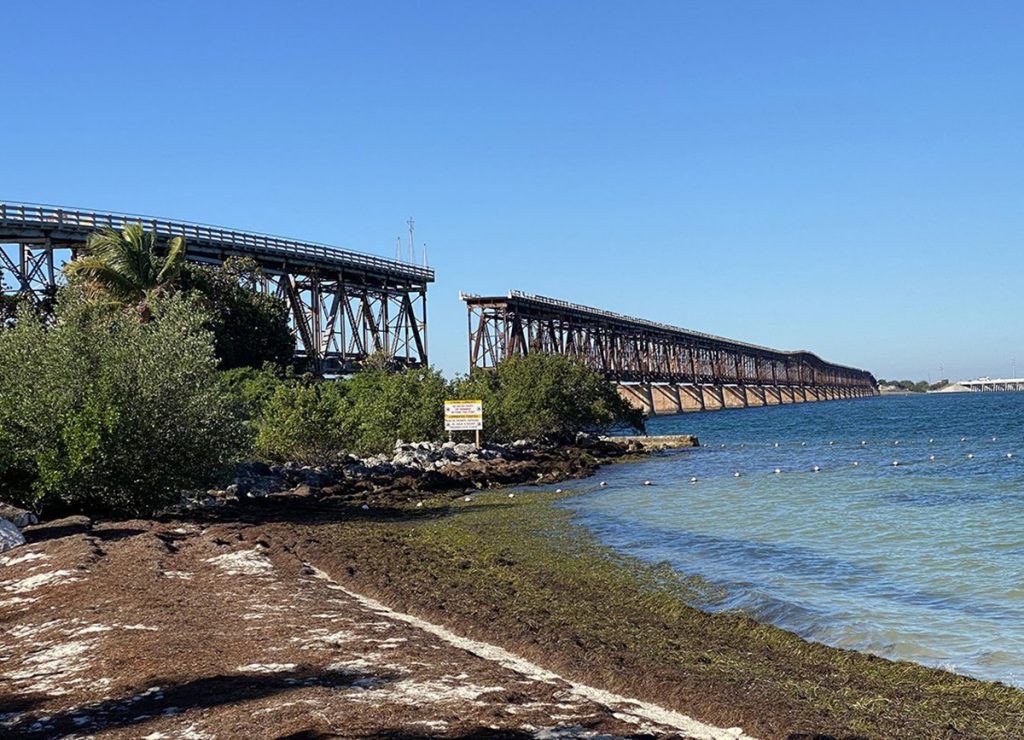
[2,1,1022,381]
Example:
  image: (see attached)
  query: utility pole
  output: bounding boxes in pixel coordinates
[407,217,415,264]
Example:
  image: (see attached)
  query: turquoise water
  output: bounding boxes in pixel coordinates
[564,393,1024,686]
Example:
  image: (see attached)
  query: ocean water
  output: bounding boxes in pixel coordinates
[563,392,1024,686]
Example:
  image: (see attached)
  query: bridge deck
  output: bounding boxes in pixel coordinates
[463,290,875,382]
[0,201,433,284]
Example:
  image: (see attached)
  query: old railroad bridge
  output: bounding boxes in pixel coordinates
[1,201,877,413]
[0,201,431,373]
[461,291,877,414]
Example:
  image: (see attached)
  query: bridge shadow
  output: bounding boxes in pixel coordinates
[1,665,399,738]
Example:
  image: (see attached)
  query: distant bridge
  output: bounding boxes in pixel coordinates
[0,201,433,371]
[957,378,1024,392]
[461,291,878,414]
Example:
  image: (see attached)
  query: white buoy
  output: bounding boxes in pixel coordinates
[508,492,515,498]
[894,440,900,446]
[599,481,608,487]
[812,465,820,472]
[829,441,835,446]
[644,480,653,486]
[929,455,936,461]
[801,442,806,446]
[774,442,779,448]
[721,444,726,448]
[967,454,974,459]
[992,437,997,442]
[961,437,967,442]
[734,471,741,477]
[740,443,745,448]
[361,504,370,510]
[929,438,934,443]
[1008,453,1014,459]
[703,443,709,448]
[690,477,698,483]
[774,468,781,474]
[555,488,562,494]
[892,461,900,466]
[852,461,859,467]
[862,440,867,445]
[464,496,472,502]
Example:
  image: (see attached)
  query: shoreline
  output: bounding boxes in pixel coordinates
[3,445,1023,738]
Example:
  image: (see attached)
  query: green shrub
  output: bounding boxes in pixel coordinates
[179,258,295,370]
[0,290,245,516]
[254,381,351,464]
[345,365,450,455]
[455,353,644,442]
[220,364,296,422]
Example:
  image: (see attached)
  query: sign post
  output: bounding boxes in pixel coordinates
[444,400,483,447]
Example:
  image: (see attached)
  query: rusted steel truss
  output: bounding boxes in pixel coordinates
[461,291,877,391]
[0,202,432,372]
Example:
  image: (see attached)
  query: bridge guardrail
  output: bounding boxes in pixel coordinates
[0,201,434,282]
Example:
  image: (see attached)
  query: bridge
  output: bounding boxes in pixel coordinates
[461,291,878,414]
[0,201,433,372]
[956,378,1024,392]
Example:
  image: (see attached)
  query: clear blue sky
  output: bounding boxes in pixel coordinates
[3,1,1022,381]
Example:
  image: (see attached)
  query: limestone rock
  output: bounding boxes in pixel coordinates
[0,518,26,552]
[0,503,38,528]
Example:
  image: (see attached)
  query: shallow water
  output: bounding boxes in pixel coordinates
[563,392,1024,686]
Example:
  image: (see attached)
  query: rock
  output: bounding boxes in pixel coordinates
[0,518,26,552]
[453,443,476,456]
[300,468,335,487]
[237,461,272,478]
[0,503,38,528]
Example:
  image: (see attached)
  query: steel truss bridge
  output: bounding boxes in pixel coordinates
[462,291,878,414]
[0,201,433,372]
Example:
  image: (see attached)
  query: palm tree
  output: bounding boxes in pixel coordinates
[64,223,186,310]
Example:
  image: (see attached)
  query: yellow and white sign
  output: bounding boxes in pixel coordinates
[444,400,483,431]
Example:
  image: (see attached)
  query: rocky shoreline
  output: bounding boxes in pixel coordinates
[0,434,699,552]
[183,433,699,511]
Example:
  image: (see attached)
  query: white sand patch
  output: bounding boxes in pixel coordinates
[413,719,450,732]
[176,724,212,740]
[295,630,357,649]
[71,624,114,636]
[0,595,38,609]
[5,639,96,695]
[0,551,48,567]
[7,619,62,639]
[162,570,193,580]
[205,550,274,576]
[3,569,81,593]
[237,663,297,673]
[306,564,756,740]
[360,676,506,705]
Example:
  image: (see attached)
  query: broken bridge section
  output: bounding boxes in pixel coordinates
[461,291,877,415]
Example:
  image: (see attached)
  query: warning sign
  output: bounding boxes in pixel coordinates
[444,400,483,431]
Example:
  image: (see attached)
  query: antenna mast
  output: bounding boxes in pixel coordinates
[406,217,415,264]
